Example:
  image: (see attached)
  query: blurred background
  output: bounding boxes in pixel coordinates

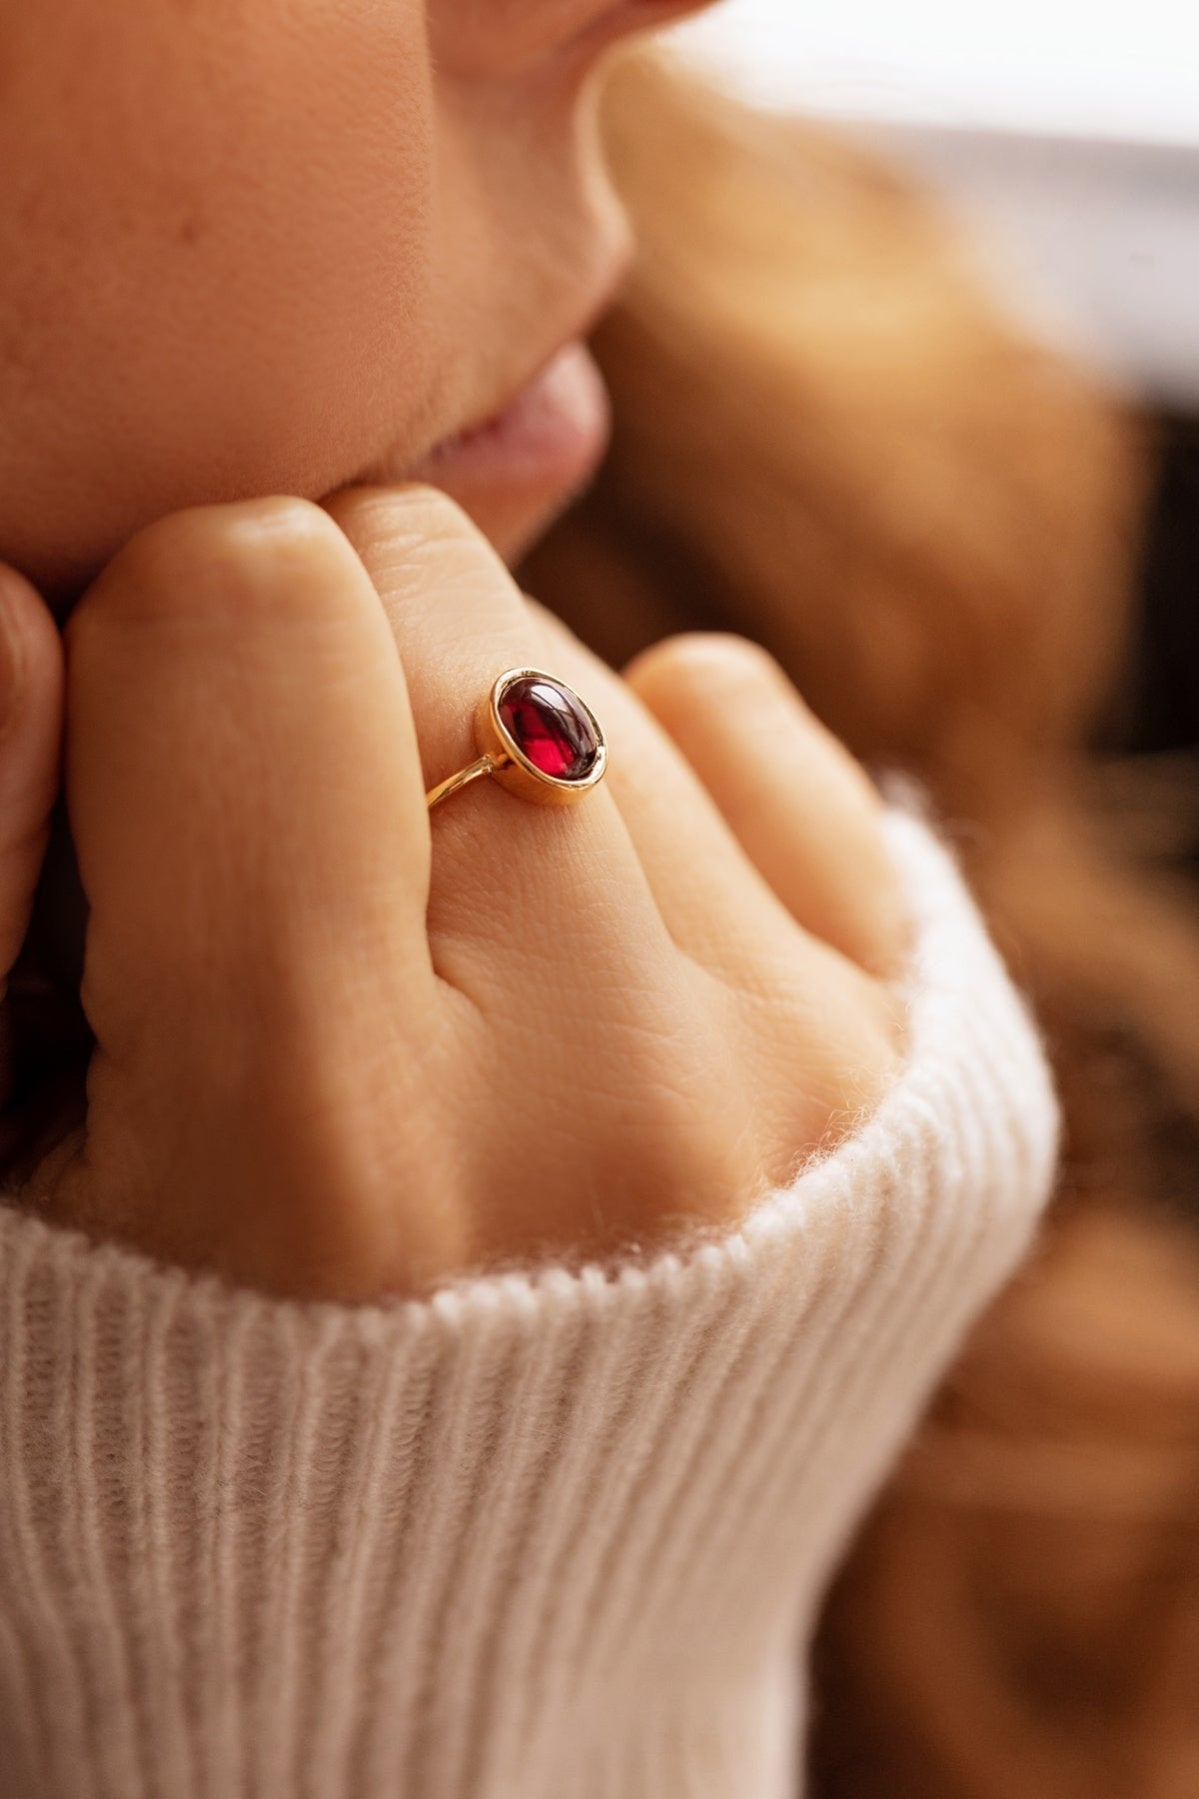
[565,11,1199,1792]
[676,0,1199,774]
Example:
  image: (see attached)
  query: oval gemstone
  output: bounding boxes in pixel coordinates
[497,675,600,781]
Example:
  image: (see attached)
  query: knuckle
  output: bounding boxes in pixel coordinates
[327,480,525,621]
[628,631,802,710]
[328,480,498,580]
[68,497,353,651]
[395,480,487,545]
[331,479,476,547]
[825,994,907,1125]
[773,986,907,1164]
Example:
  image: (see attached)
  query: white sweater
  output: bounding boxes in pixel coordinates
[0,806,1059,1799]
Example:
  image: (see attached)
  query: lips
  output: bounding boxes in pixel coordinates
[405,337,612,495]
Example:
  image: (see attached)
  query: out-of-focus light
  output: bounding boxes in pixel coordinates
[673,0,1199,405]
[676,0,1199,146]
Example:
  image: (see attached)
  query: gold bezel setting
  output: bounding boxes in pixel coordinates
[476,667,607,808]
[425,667,608,812]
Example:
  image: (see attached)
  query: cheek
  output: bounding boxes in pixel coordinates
[0,1,438,588]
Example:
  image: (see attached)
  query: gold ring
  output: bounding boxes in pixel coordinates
[425,667,608,811]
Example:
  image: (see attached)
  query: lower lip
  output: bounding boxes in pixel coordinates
[406,339,611,495]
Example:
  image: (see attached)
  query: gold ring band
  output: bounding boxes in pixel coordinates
[425,668,608,812]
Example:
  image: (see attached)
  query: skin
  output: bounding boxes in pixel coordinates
[0,0,663,593]
[0,0,911,1299]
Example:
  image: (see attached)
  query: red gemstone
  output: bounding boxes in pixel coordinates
[497,675,599,781]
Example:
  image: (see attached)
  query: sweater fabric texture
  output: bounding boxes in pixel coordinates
[0,805,1060,1798]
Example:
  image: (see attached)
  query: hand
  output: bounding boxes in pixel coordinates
[21,487,909,1300]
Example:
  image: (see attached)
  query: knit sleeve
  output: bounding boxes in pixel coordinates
[0,803,1058,1799]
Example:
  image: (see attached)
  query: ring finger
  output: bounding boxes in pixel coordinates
[323,484,673,993]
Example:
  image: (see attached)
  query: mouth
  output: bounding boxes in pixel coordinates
[404,338,611,496]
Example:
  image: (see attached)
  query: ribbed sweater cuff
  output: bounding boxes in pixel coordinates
[0,806,1059,1799]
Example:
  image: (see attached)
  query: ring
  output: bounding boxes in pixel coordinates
[425,668,608,811]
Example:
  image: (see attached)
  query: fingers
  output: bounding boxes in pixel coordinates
[322,484,674,997]
[52,498,443,1291]
[322,483,552,816]
[522,597,818,979]
[526,603,905,1165]
[624,634,912,979]
[325,483,817,994]
[0,567,64,986]
[28,488,909,1306]
[328,484,900,1002]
